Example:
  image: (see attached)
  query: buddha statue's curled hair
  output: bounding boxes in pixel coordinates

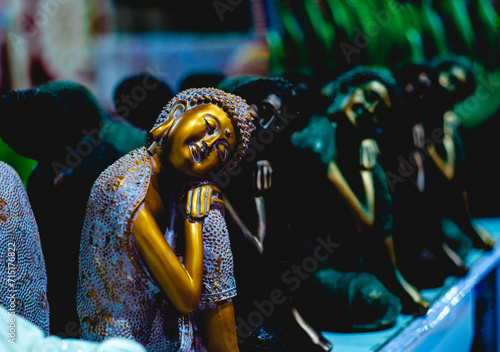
[149,87,255,163]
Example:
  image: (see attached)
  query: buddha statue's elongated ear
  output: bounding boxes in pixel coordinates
[149,99,188,145]
[149,122,171,145]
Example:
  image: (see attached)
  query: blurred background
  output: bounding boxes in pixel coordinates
[0,0,499,217]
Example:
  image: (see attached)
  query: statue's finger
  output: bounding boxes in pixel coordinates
[186,189,193,216]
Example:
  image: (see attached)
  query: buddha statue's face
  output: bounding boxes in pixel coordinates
[438,65,466,94]
[163,102,237,178]
[341,80,391,130]
[402,72,432,104]
[250,93,283,130]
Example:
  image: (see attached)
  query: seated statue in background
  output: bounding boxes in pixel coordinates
[0,162,49,336]
[289,66,429,332]
[218,75,332,351]
[77,87,254,351]
[112,73,174,134]
[374,62,470,289]
[425,55,495,254]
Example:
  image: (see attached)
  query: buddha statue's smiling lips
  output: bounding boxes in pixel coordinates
[215,140,229,162]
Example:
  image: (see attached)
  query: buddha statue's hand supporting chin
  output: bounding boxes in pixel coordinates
[186,184,224,221]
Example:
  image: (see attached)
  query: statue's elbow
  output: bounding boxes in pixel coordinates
[177,305,196,315]
[175,290,202,315]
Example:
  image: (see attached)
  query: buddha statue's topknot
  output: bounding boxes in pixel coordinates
[150,87,255,162]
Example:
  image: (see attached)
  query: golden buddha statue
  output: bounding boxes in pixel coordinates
[77,87,254,351]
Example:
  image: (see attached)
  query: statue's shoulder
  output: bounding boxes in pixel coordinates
[0,161,22,184]
[0,161,32,223]
[291,115,337,165]
[84,147,152,229]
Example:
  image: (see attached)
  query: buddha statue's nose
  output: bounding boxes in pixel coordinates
[367,100,379,114]
[199,140,210,155]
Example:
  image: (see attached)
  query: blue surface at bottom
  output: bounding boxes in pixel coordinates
[322,218,500,352]
[322,315,414,352]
